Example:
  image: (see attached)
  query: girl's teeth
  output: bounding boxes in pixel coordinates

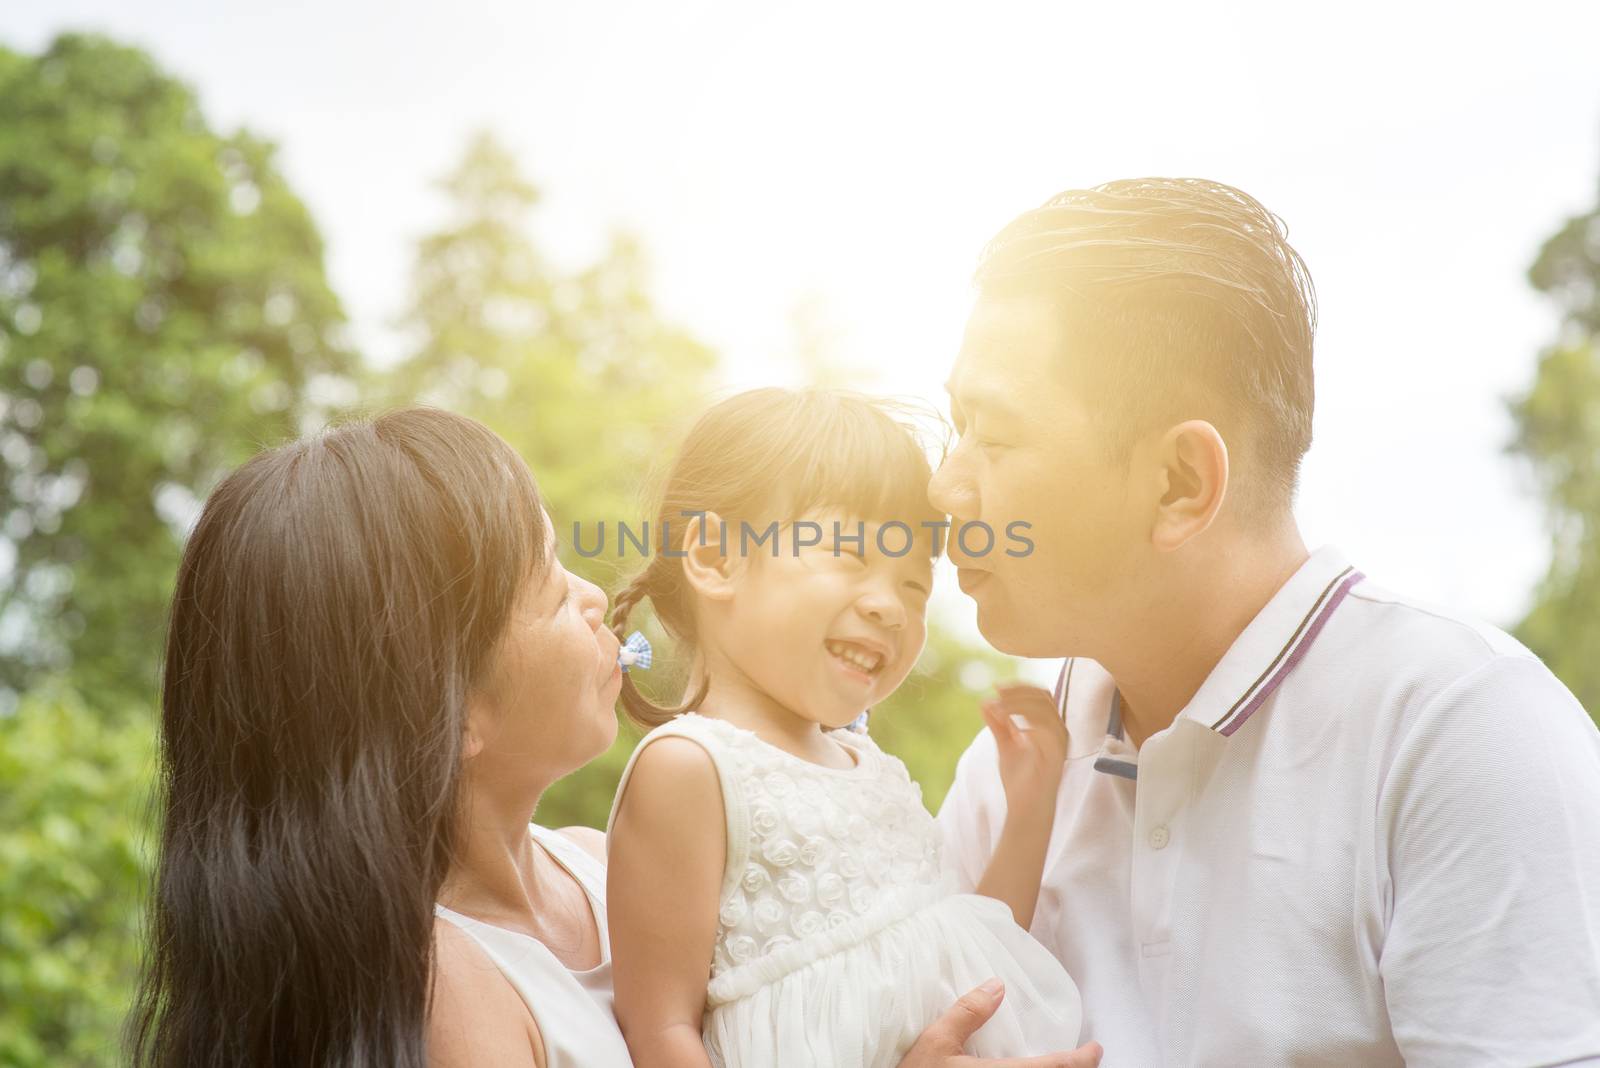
[827,642,882,673]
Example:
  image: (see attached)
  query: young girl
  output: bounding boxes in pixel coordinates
[606,389,1082,1067]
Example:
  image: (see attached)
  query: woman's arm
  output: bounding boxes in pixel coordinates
[428,918,546,1068]
[607,737,726,1068]
[973,685,1068,930]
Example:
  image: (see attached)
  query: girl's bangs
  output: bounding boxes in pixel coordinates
[772,402,946,557]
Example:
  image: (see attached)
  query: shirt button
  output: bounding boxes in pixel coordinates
[1148,825,1170,850]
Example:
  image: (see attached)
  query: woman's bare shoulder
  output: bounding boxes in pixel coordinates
[429,916,546,1068]
[556,825,606,863]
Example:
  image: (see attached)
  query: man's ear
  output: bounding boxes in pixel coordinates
[1150,420,1228,552]
[680,509,740,602]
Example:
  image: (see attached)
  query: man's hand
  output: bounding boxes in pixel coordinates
[984,684,1069,813]
[898,979,1103,1068]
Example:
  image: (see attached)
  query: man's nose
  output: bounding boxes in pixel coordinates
[928,452,978,519]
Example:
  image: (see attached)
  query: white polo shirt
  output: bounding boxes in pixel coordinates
[938,546,1600,1067]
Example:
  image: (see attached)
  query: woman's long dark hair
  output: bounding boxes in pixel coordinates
[127,407,546,1067]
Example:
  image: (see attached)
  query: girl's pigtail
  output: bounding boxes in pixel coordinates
[610,568,708,729]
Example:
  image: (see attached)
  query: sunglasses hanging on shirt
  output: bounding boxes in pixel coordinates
[1092,690,1139,781]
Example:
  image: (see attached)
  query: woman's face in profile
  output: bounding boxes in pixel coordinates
[466,510,623,784]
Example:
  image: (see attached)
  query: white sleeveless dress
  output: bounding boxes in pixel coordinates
[434,823,633,1068]
[607,713,1082,1068]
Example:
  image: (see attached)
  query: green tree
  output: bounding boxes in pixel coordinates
[388,132,719,827]
[0,34,357,711]
[1509,176,1600,722]
[0,683,154,1067]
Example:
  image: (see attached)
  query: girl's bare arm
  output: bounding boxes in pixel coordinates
[607,737,726,1068]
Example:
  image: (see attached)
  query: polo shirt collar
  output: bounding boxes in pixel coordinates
[1052,657,1141,777]
[1176,545,1365,737]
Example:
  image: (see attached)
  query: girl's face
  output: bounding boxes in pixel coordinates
[710,508,934,730]
[466,511,622,788]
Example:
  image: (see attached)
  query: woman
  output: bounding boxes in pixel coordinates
[128,406,1099,1068]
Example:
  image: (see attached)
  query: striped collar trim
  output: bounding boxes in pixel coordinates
[1178,546,1366,738]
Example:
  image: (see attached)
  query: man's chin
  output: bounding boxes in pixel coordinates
[973,599,1027,655]
[975,599,1068,658]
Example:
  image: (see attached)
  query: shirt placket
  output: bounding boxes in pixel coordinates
[1128,725,1189,1012]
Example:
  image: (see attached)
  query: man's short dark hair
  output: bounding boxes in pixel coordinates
[976,178,1317,513]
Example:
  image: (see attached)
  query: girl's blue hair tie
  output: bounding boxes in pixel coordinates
[618,630,652,672]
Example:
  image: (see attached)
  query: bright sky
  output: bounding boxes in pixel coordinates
[8,0,1600,650]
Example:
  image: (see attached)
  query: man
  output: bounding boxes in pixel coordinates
[931,179,1600,1066]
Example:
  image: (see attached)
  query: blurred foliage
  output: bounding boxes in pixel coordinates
[1509,183,1600,722]
[386,130,716,554]
[0,684,154,1067]
[0,33,356,711]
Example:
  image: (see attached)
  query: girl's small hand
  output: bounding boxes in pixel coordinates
[980,684,1068,814]
[973,684,1066,928]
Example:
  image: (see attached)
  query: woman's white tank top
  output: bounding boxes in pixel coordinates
[435,823,633,1067]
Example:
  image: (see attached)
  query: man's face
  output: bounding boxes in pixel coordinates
[929,293,1151,658]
